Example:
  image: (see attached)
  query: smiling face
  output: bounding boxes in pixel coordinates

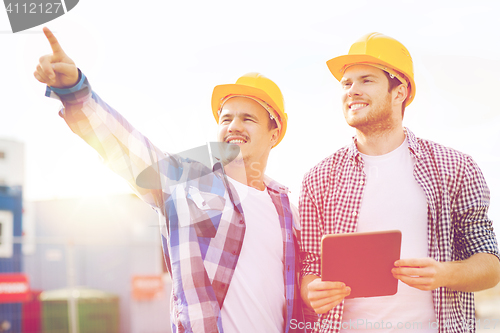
[340,64,402,134]
[217,97,279,168]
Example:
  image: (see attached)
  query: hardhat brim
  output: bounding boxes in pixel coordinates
[327,54,416,106]
[211,83,287,146]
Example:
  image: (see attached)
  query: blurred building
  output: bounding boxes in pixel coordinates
[0,139,24,187]
[0,138,172,332]
[0,139,25,332]
[24,194,172,333]
[0,186,24,333]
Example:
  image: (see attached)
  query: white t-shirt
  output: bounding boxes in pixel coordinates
[341,138,437,332]
[221,177,285,333]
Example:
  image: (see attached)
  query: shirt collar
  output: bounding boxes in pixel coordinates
[213,162,288,194]
[404,127,422,159]
[264,175,289,194]
[347,127,422,165]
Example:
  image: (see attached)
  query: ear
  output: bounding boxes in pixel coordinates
[393,84,408,106]
[270,128,280,148]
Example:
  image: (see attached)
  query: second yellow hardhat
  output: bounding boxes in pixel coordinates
[327,32,416,106]
[211,73,287,147]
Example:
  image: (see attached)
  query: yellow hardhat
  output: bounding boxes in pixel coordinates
[211,73,287,147]
[327,32,416,106]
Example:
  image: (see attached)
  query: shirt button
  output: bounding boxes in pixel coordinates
[239,219,244,224]
[334,313,340,319]
[352,211,357,217]
[221,284,226,288]
[232,251,237,255]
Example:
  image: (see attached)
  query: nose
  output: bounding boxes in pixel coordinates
[227,117,244,133]
[347,82,362,98]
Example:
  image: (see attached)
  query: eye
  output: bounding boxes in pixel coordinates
[341,82,352,89]
[363,79,372,83]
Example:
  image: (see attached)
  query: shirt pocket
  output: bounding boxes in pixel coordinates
[185,186,226,238]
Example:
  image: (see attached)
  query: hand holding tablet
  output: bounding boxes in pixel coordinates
[321,230,402,299]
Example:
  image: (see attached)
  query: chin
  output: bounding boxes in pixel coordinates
[224,154,245,167]
[345,117,361,128]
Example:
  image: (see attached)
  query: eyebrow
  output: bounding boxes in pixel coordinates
[219,112,259,120]
[360,74,377,79]
[240,112,258,119]
[341,74,378,83]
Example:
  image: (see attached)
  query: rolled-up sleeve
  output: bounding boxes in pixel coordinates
[454,155,500,261]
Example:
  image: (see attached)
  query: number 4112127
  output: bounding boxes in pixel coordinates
[5,2,62,14]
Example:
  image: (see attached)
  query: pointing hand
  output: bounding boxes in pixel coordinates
[34,27,79,88]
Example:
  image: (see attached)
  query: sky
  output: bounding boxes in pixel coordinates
[1,0,500,228]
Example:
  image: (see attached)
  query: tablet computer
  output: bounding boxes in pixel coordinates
[321,230,402,299]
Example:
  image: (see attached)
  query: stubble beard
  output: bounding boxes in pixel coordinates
[346,94,395,136]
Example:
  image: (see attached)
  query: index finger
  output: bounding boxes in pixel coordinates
[395,258,432,267]
[312,280,346,290]
[43,27,65,55]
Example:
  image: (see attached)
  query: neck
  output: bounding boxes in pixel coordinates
[355,125,405,156]
[223,158,267,191]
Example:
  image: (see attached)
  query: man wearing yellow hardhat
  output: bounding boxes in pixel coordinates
[299,33,500,332]
[34,27,305,333]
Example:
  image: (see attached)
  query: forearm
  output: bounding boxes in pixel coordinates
[448,156,500,291]
[452,155,500,279]
[443,253,500,292]
[48,72,166,209]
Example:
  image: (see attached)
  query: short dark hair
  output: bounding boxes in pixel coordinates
[383,71,407,117]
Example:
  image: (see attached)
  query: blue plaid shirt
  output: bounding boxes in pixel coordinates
[46,72,303,333]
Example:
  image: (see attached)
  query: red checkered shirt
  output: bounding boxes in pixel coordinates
[299,128,499,333]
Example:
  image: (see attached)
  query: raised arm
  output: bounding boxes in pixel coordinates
[34,27,169,212]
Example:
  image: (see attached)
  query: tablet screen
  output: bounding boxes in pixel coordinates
[321,230,402,298]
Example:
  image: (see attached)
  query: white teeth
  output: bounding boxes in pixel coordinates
[228,139,245,144]
[350,103,367,110]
